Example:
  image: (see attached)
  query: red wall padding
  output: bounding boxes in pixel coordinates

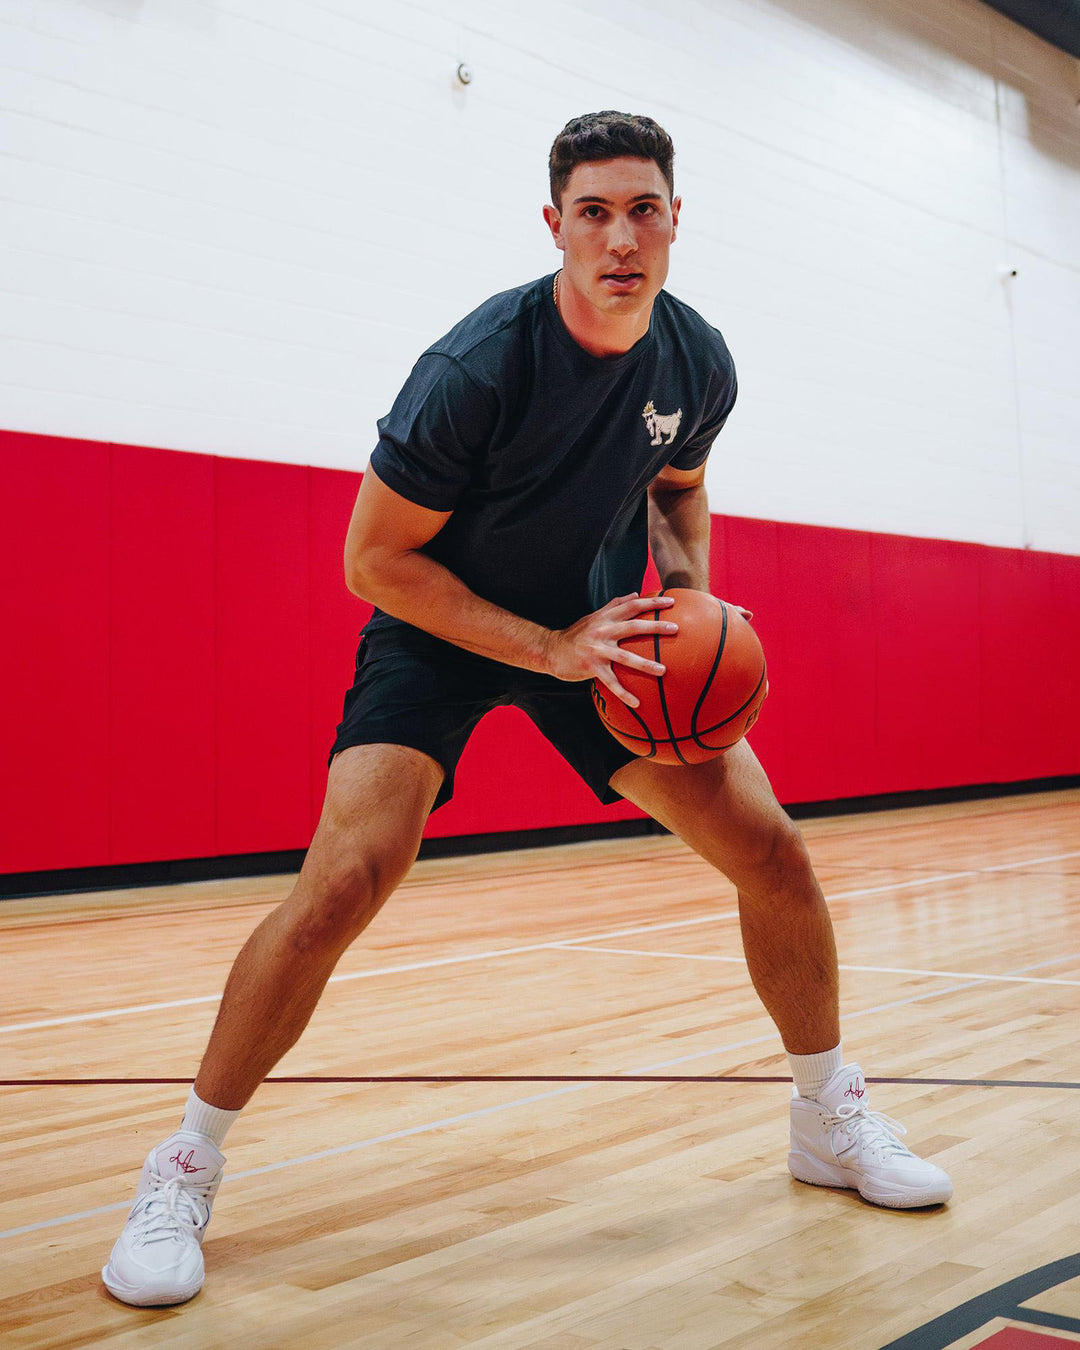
[2,435,110,872]
[109,444,216,864]
[1,430,1077,875]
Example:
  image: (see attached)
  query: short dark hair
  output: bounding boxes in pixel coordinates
[548,111,675,211]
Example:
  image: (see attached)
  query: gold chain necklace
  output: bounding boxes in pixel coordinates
[553,270,560,310]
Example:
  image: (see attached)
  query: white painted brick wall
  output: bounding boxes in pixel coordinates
[1,0,1077,552]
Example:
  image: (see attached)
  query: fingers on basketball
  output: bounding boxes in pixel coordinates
[590,588,768,765]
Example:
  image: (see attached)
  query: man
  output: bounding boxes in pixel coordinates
[103,111,952,1308]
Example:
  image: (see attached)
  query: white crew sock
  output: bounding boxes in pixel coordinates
[788,1043,844,1101]
[176,1086,241,1150]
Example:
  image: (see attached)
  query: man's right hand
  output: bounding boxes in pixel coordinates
[543,593,678,708]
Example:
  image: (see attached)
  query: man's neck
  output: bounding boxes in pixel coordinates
[554,272,652,358]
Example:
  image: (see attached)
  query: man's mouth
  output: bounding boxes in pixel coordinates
[602,271,644,286]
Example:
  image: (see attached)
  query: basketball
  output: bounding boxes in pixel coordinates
[591,588,768,765]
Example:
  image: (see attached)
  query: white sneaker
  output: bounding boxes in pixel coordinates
[102,1132,224,1306]
[788,1064,953,1209]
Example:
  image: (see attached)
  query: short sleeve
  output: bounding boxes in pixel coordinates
[368,353,499,511]
[669,364,737,472]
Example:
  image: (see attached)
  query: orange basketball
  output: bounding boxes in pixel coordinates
[591,589,768,766]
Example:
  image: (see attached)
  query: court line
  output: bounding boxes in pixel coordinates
[553,947,747,963]
[4,850,1072,1038]
[0,966,1034,1243]
[555,945,1080,987]
[841,962,1080,985]
[4,1075,1079,1088]
[816,848,1080,899]
[981,850,1080,870]
[0,915,739,1036]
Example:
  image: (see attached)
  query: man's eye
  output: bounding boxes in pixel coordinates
[634,203,656,214]
[583,206,603,218]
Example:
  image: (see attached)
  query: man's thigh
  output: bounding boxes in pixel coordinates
[609,740,803,891]
[329,627,506,812]
[302,743,445,898]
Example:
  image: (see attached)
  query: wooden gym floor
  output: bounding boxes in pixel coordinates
[1,788,1078,1349]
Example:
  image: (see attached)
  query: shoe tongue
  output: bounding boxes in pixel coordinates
[817,1065,869,1112]
[154,1132,223,1179]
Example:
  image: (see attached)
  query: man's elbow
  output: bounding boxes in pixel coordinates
[344,545,403,601]
[344,545,377,599]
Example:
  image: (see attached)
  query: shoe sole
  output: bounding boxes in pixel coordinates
[101,1262,203,1307]
[787,1150,953,1209]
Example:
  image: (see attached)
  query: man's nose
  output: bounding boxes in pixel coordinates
[607,218,637,256]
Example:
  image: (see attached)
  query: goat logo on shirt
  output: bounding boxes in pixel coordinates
[642,400,682,446]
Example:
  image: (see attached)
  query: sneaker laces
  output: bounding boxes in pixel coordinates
[827,1103,914,1160]
[130,1171,212,1246]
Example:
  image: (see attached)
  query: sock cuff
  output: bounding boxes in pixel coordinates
[179,1087,241,1150]
[788,1043,843,1100]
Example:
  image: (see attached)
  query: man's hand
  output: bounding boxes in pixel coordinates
[543,593,678,708]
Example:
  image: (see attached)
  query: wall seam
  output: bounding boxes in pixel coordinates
[990,20,1032,550]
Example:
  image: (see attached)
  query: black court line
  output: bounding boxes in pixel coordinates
[879,1251,1080,1349]
[1015,1306,1080,1334]
[2,1075,1079,1088]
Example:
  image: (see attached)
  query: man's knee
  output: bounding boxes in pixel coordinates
[286,742,440,955]
[290,846,409,955]
[742,813,814,897]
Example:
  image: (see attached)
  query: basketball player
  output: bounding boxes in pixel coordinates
[103,111,952,1307]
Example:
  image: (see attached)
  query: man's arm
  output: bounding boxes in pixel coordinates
[647,462,712,591]
[344,466,677,708]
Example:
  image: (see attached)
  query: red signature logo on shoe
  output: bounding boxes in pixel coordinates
[168,1148,205,1175]
[843,1080,865,1101]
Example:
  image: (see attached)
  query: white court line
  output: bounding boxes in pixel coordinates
[982,850,1080,871]
[0,967,1002,1244]
[1010,953,1080,974]
[826,872,978,898]
[5,951,1074,1243]
[839,963,1080,986]
[2,848,1076,1038]
[2,847,1069,1036]
[3,855,1076,1239]
[820,849,1080,899]
[0,915,737,1036]
[553,945,1080,987]
[553,946,745,963]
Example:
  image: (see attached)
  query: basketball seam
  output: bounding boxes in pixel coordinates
[619,697,660,759]
[690,598,729,750]
[712,661,768,736]
[653,588,689,765]
[610,659,768,745]
[593,682,659,759]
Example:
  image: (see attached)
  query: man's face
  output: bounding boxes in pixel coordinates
[545,157,680,317]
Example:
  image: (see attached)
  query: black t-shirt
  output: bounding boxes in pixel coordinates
[366,273,736,634]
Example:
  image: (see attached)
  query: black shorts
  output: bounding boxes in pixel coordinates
[328,625,636,812]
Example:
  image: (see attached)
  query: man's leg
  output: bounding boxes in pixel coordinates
[610,739,839,1055]
[103,742,445,1305]
[610,742,953,1208]
[195,742,444,1107]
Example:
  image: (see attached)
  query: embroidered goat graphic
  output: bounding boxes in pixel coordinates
[642,400,683,446]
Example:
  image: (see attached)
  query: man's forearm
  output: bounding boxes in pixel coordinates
[350,546,556,672]
[647,483,712,591]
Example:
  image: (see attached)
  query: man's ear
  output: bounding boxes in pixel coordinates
[542,203,565,251]
[670,195,681,243]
